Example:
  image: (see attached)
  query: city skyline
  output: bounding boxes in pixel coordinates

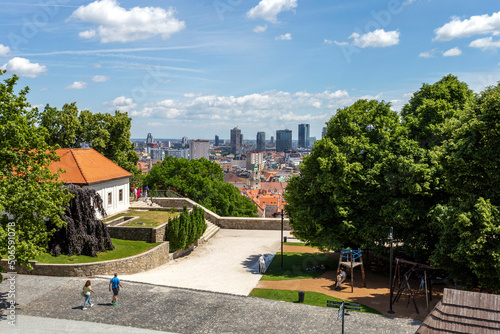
[1,1,499,139]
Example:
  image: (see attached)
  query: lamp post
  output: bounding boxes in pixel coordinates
[280,209,284,270]
[388,226,395,314]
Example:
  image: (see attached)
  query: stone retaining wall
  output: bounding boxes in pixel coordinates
[0,242,170,277]
[106,216,168,243]
[154,197,291,230]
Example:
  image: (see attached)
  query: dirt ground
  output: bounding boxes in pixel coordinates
[257,244,444,321]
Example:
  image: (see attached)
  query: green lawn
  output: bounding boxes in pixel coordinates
[34,239,162,264]
[104,210,180,228]
[249,288,381,314]
[262,252,338,281]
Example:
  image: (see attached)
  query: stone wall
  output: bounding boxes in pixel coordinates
[106,216,168,243]
[0,242,170,277]
[154,197,291,230]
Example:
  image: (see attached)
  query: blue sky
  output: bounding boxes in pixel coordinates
[1,0,499,140]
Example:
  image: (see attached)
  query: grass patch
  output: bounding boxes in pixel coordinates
[249,288,381,314]
[34,239,162,264]
[262,252,338,281]
[104,210,180,228]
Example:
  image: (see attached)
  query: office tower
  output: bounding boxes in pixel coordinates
[240,134,244,146]
[246,150,264,171]
[322,127,327,138]
[166,148,189,159]
[298,124,310,148]
[230,127,241,154]
[215,135,220,147]
[256,132,266,151]
[276,129,292,152]
[270,136,274,145]
[189,140,210,160]
[150,148,165,161]
[146,133,153,144]
[181,137,188,146]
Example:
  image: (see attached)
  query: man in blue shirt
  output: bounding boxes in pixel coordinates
[109,273,124,306]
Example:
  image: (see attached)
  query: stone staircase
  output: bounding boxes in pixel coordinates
[129,199,163,209]
[201,220,220,243]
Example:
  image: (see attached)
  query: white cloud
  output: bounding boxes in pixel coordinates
[70,0,185,43]
[349,29,400,48]
[66,81,88,90]
[275,33,292,40]
[323,39,333,44]
[0,44,11,57]
[434,11,500,41]
[247,0,297,23]
[91,75,110,82]
[469,36,500,50]
[129,89,356,123]
[105,96,137,112]
[419,49,438,58]
[254,25,268,33]
[1,57,47,78]
[443,47,462,57]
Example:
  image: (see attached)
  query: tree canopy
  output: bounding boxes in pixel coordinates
[38,103,140,176]
[0,71,72,277]
[285,75,500,291]
[145,156,258,217]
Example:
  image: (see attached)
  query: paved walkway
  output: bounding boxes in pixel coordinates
[0,229,422,333]
[116,229,281,295]
[1,275,421,333]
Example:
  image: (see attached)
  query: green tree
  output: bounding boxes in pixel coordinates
[286,100,413,251]
[145,156,257,217]
[432,83,500,291]
[39,102,80,148]
[0,72,71,277]
[39,105,140,176]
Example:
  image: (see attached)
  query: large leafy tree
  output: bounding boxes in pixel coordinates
[0,72,71,277]
[432,83,500,291]
[39,105,140,176]
[145,156,257,217]
[285,99,430,255]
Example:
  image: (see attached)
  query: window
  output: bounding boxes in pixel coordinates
[119,189,123,202]
[107,192,112,206]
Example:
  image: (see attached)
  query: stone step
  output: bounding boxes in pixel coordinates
[201,220,220,242]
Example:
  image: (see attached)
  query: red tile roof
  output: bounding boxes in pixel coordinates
[49,148,132,185]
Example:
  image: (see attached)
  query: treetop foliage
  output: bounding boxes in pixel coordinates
[286,74,500,292]
[145,156,258,217]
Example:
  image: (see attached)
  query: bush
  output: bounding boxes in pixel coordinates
[167,205,206,252]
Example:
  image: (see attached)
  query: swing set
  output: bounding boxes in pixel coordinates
[390,258,433,314]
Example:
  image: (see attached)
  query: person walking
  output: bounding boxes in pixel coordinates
[258,254,266,274]
[144,185,149,202]
[82,280,95,310]
[109,273,123,306]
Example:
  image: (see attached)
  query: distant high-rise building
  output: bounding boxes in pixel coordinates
[166,148,189,159]
[230,127,241,154]
[146,133,153,144]
[189,140,210,160]
[276,129,292,152]
[298,124,310,148]
[246,150,264,171]
[256,132,266,151]
[270,136,274,145]
[322,127,327,138]
[181,137,188,147]
[150,148,165,161]
[240,134,243,146]
[215,135,220,147]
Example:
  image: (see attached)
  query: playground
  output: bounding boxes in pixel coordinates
[256,244,445,321]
